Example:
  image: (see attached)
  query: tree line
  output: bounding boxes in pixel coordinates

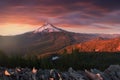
[0,49,120,71]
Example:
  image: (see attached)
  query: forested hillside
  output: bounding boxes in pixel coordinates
[0,50,120,71]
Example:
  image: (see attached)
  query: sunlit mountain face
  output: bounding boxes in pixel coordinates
[0,0,120,36]
[0,22,120,57]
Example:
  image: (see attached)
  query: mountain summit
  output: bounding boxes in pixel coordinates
[34,23,64,33]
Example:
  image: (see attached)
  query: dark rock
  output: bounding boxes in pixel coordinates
[1,65,120,80]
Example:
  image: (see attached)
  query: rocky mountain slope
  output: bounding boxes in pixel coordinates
[0,23,98,56]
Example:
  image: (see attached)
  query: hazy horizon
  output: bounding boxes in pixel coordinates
[1,23,120,36]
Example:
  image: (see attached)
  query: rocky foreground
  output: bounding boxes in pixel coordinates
[0,65,120,80]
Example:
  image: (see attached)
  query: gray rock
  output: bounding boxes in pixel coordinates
[68,67,85,80]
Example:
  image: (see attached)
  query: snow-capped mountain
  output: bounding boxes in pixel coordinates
[0,22,99,56]
[34,23,64,33]
[1,22,120,57]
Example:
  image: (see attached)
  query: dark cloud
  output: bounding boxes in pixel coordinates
[93,0,120,11]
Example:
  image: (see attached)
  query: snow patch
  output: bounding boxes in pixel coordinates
[34,23,63,33]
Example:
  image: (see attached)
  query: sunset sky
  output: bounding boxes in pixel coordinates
[0,0,120,35]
